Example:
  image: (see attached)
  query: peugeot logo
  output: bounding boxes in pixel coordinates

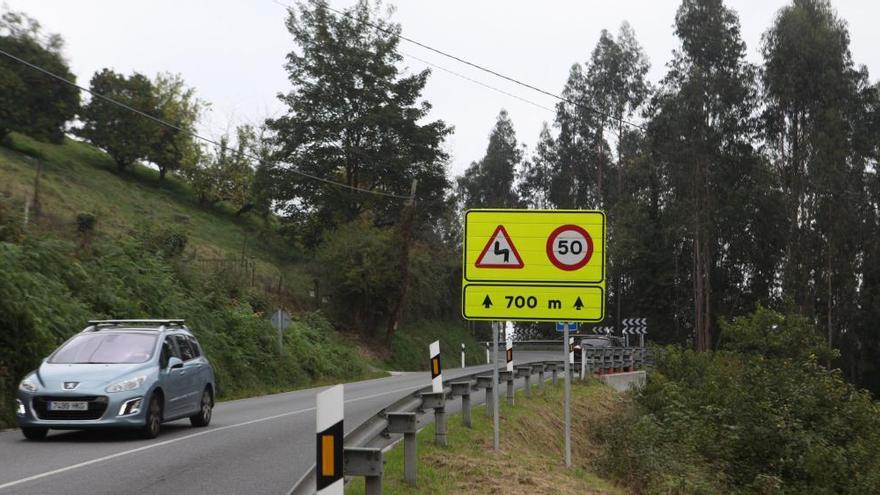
[63,382,79,390]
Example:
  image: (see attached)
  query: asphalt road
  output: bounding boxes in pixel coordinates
[0,350,562,495]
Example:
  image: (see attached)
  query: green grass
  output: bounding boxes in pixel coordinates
[347,379,625,495]
[0,133,314,301]
[381,320,488,371]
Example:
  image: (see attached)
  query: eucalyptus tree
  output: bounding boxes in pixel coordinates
[457,109,523,209]
[650,0,780,351]
[762,0,868,351]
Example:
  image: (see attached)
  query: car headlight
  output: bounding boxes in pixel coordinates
[18,378,37,393]
[106,375,146,393]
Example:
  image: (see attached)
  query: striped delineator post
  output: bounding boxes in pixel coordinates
[315,385,344,495]
[430,340,442,393]
[505,337,513,372]
[461,343,465,368]
[485,342,490,364]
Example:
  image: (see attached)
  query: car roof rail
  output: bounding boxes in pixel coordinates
[84,319,186,332]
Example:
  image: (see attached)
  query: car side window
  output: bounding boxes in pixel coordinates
[187,336,202,358]
[173,335,196,361]
[160,338,178,368]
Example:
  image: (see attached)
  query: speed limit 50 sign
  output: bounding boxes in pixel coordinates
[462,209,606,322]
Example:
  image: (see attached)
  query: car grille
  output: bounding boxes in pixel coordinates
[32,396,109,420]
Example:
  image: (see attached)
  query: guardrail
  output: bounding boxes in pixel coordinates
[291,350,651,495]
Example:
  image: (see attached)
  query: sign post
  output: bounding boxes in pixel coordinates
[492,321,500,451]
[270,309,291,354]
[461,209,606,465]
[563,325,571,467]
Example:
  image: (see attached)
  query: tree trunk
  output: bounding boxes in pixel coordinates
[385,181,418,348]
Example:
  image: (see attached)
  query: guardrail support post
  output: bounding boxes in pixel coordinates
[516,366,532,398]
[552,365,558,385]
[419,391,447,447]
[534,364,545,392]
[435,406,447,446]
[449,381,473,428]
[385,412,418,485]
[344,447,384,495]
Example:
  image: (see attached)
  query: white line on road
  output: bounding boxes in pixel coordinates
[0,385,423,492]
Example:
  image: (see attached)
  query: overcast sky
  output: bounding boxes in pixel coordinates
[7,0,879,177]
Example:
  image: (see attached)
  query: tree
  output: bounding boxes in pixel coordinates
[185,125,255,209]
[266,0,452,240]
[147,73,206,180]
[649,0,781,351]
[517,124,555,209]
[457,109,523,209]
[0,9,79,143]
[762,0,867,353]
[77,69,157,171]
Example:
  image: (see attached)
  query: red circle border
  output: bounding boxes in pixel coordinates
[546,224,594,271]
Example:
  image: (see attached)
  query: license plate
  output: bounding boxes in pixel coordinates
[48,401,88,411]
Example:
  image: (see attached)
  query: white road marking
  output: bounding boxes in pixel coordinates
[0,385,424,492]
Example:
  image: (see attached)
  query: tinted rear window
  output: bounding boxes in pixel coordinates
[50,333,158,364]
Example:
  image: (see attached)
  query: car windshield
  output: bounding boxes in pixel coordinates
[49,333,158,364]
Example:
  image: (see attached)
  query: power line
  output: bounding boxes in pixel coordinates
[315,1,647,132]
[400,50,556,113]
[0,47,412,200]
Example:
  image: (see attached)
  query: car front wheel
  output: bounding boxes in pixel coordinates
[190,388,212,427]
[141,393,162,439]
[21,427,48,441]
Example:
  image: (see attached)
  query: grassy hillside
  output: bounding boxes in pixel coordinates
[0,133,485,428]
[0,133,313,303]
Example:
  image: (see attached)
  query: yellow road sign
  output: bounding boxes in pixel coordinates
[462,209,606,322]
[462,284,604,321]
[464,210,606,284]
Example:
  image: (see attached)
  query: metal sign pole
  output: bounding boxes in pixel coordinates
[492,321,500,451]
[563,324,571,467]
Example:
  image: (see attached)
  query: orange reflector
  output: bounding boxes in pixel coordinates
[321,434,335,476]
[432,358,439,375]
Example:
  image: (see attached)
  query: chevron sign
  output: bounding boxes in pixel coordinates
[622,317,648,340]
[591,326,613,335]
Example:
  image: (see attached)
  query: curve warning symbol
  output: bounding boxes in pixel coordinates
[475,225,524,269]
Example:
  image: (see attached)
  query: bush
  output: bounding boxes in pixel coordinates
[591,311,880,494]
[76,212,96,234]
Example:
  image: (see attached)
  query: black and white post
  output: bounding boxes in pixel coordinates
[315,385,343,495]
[429,340,442,393]
[461,343,465,368]
[485,342,490,364]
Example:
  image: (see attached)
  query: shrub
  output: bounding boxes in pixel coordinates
[592,308,880,494]
[76,212,96,234]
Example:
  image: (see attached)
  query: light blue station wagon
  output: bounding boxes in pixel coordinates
[15,319,215,440]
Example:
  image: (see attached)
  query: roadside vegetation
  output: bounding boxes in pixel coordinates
[591,308,880,494]
[347,380,625,495]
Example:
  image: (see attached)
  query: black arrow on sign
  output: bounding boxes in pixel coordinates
[573,297,584,310]
[482,295,493,308]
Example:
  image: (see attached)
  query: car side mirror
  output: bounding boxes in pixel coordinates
[168,357,184,370]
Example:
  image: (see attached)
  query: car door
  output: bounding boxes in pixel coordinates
[186,335,211,392]
[159,336,188,418]
[171,334,201,414]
